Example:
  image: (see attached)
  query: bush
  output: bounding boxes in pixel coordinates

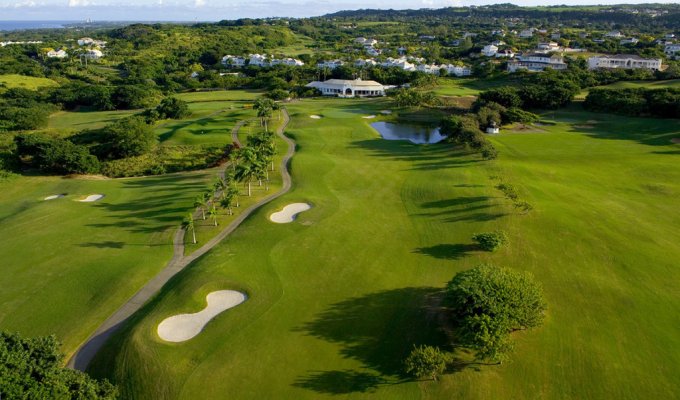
[503,107,539,124]
[14,134,100,174]
[472,231,508,251]
[155,97,190,119]
[103,116,156,158]
[404,345,451,381]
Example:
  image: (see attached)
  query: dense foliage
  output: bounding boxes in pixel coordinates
[404,345,451,381]
[440,115,497,159]
[446,265,546,362]
[15,134,100,174]
[0,331,117,399]
[584,88,680,118]
[472,231,509,252]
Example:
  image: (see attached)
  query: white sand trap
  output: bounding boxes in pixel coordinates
[380,110,393,115]
[270,203,311,223]
[362,115,376,119]
[157,290,247,342]
[310,115,322,119]
[44,194,64,201]
[78,194,104,202]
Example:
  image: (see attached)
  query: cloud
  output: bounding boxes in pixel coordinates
[194,0,205,6]
[68,0,91,6]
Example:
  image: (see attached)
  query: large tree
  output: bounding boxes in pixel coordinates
[0,331,117,399]
[446,264,546,363]
[104,116,156,158]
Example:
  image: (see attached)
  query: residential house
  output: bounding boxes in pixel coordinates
[354,59,378,67]
[587,54,662,70]
[248,54,268,67]
[47,49,68,58]
[221,55,246,68]
[482,45,499,57]
[620,38,639,45]
[665,44,680,59]
[507,53,567,72]
[355,37,378,46]
[442,64,472,77]
[605,31,624,38]
[537,42,560,52]
[317,60,344,69]
[84,49,103,60]
[495,49,515,58]
[519,29,534,38]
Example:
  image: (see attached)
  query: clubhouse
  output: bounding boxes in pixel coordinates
[306,78,386,97]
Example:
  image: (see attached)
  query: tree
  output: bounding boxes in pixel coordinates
[208,205,218,226]
[446,264,546,363]
[155,97,190,119]
[194,194,207,220]
[234,162,256,196]
[104,116,156,158]
[183,214,196,244]
[404,345,451,381]
[0,331,117,399]
[472,231,508,251]
[254,97,275,132]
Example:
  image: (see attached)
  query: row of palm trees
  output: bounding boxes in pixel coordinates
[182,103,279,245]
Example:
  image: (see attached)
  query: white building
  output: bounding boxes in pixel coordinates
[78,37,94,46]
[222,55,246,68]
[306,79,386,97]
[442,64,472,77]
[382,57,416,71]
[507,53,567,72]
[355,59,378,67]
[482,45,499,57]
[416,64,442,74]
[587,54,662,70]
[355,37,378,46]
[495,49,515,58]
[248,54,268,67]
[84,49,103,60]
[47,49,68,58]
[605,31,624,38]
[620,38,639,45]
[317,60,344,69]
[519,29,534,38]
[537,42,560,52]
[665,44,680,60]
[270,57,305,67]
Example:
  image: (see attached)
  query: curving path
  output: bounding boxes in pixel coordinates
[67,109,294,370]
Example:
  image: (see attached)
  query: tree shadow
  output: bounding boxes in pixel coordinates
[413,243,478,260]
[294,287,448,389]
[79,241,125,249]
[292,370,390,395]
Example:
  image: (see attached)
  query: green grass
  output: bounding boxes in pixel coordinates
[89,99,680,399]
[432,76,517,97]
[48,109,140,132]
[0,171,215,359]
[0,73,59,91]
[577,79,680,99]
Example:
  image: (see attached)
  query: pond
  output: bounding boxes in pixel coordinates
[370,121,446,144]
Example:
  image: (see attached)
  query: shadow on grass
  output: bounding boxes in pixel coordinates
[79,241,125,249]
[414,243,478,260]
[293,287,448,394]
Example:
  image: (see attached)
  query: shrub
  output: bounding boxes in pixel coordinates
[472,231,508,251]
[404,345,451,381]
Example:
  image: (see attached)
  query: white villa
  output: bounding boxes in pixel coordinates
[306,79,386,98]
[507,53,567,72]
[605,31,624,38]
[482,45,499,57]
[317,60,344,69]
[587,54,662,70]
[270,58,305,67]
[620,38,639,45]
[495,49,515,58]
[84,49,103,60]
[355,59,378,67]
[519,29,534,38]
[536,42,560,52]
[665,44,680,60]
[355,37,378,46]
[77,37,106,47]
[47,49,68,58]
[222,55,246,67]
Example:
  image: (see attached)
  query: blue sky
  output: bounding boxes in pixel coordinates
[0,0,675,21]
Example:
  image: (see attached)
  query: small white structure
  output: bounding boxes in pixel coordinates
[620,38,639,45]
[605,31,624,38]
[248,54,268,67]
[306,79,386,98]
[84,49,103,60]
[355,37,378,46]
[317,60,344,69]
[587,54,662,71]
[665,44,680,60]
[482,45,499,57]
[486,122,500,134]
[77,37,94,46]
[495,49,515,58]
[508,53,567,72]
[537,42,560,52]
[222,55,246,68]
[519,29,534,38]
[355,58,378,67]
[443,64,472,77]
[270,57,305,67]
[47,49,68,58]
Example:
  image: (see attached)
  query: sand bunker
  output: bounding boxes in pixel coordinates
[78,194,104,202]
[362,115,376,119]
[44,194,64,201]
[310,115,322,119]
[380,110,392,115]
[270,203,311,223]
[157,290,247,342]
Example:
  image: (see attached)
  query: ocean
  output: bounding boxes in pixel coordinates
[0,21,77,31]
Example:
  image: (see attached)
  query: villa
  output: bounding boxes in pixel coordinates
[482,45,499,57]
[587,54,662,70]
[306,79,386,98]
[507,53,567,72]
[84,49,103,60]
[222,55,246,68]
[47,49,68,58]
[665,44,680,60]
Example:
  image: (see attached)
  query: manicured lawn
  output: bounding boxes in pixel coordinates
[577,79,680,99]
[0,171,215,358]
[432,76,518,97]
[48,109,140,132]
[0,73,59,91]
[88,98,680,399]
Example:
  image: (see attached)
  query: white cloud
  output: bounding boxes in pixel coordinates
[68,0,91,6]
[194,0,205,6]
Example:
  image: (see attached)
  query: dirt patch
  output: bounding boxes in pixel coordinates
[66,174,110,180]
[671,138,680,144]
[510,123,546,133]
[574,124,596,129]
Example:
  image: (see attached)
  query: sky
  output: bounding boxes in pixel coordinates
[0,0,676,21]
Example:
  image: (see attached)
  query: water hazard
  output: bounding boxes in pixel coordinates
[370,121,446,144]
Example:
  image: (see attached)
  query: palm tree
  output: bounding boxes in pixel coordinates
[194,194,207,220]
[215,176,228,200]
[227,179,240,207]
[183,214,196,244]
[234,162,256,196]
[254,98,275,133]
[208,205,218,226]
[220,193,234,215]
[228,148,240,171]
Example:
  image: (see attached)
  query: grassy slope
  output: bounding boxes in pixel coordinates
[0,171,214,357]
[0,73,59,91]
[90,99,680,399]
